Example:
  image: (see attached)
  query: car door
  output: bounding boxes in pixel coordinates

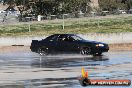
[66,36,80,53]
[57,35,79,53]
[56,35,69,52]
[46,35,59,52]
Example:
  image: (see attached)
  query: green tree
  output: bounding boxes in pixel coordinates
[121,0,132,11]
[2,0,91,18]
[99,0,127,11]
[31,0,91,16]
[56,0,91,17]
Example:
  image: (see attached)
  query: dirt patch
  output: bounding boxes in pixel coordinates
[0,46,30,53]
[109,43,132,51]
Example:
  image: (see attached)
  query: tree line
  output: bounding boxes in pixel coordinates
[99,0,132,12]
[1,0,91,16]
[1,0,132,16]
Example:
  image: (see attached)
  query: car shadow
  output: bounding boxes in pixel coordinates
[31,54,109,68]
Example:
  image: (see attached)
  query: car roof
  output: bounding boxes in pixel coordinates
[52,34,76,36]
[45,34,76,40]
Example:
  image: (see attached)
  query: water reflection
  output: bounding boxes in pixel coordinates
[0,85,24,88]
[28,77,76,88]
[31,55,109,68]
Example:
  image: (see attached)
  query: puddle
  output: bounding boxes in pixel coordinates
[0,50,132,88]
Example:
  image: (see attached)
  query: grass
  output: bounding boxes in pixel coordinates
[0,15,132,36]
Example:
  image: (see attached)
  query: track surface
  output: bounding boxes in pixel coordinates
[0,47,132,88]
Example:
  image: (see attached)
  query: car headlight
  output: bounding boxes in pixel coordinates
[96,44,104,47]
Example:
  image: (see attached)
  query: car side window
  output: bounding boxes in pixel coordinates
[68,36,75,42]
[57,35,64,41]
[57,35,75,42]
[57,35,69,42]
[49,35,58,41]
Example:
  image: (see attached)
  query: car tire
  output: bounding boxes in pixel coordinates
[38,47,48,56]
[80,47,91,55]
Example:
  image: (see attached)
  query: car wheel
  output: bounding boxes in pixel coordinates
[80,47,91,55]
[38,47,48,56]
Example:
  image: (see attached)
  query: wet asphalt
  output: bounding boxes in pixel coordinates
[0,50,132,88]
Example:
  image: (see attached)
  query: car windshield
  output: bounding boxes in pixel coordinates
[71,35,84,41]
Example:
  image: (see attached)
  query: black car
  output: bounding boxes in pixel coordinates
[30,34,109,56]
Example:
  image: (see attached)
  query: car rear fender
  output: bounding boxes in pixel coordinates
[30,40,40,52]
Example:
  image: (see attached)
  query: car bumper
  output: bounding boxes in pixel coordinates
[93,46,109,53]
[30,46,38,52]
